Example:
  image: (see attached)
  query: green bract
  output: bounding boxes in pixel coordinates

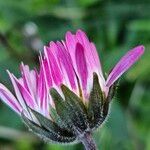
[22,73,118,144]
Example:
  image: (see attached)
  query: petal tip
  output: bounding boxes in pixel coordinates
[135,45,145,55]
[106,45,145,87]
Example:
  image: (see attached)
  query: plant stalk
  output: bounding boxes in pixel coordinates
[80,132,97,150]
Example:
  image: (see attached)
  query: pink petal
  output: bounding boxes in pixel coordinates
[38,79,48,115]
[29,70,38,97]
[106,45,145,87]
[13,77,35,109]
[39,56,54,111]
[90,42,102,70]
[56,41,77,90]
[65,30,104,98]
[65,31,77,54]
[20,64,36,99]
[37,67,44,104]
[7,71,28,111]
[0,83,22,114]
[76,30,97,70]
[39,56,52,89]
[75,43,88,93]
[65,31,77,70]
[90,42,106,90]
[42,48,52,87]
[44,46,63,86]
[37,66,47,109]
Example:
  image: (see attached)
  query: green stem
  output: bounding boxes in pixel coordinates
[80,132,97,150]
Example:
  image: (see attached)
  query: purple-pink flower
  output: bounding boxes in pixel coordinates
[0,29,144,147]
[0,29,144,118]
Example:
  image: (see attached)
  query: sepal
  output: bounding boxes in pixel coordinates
[50,88,74,130]
[50,86,89,134]
[30,108,75,138]
[88,73,107,129]
[87,73,119,130]
[21,112,76,144]
[50,106,70,130]
[106,80,119,102]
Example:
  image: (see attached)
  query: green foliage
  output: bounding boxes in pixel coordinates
[0,0,150,149]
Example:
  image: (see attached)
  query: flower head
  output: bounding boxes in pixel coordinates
[0,30,144,146]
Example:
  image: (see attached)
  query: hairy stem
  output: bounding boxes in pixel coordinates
[80,132,97,150]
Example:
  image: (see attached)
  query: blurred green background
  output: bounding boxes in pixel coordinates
[0,0,150,150]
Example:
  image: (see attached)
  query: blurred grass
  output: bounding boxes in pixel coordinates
[0,0,150,150]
